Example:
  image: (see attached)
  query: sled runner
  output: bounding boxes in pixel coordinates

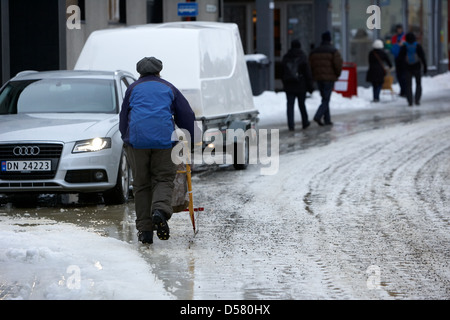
[175,163,203,235]
[172,139,203,236]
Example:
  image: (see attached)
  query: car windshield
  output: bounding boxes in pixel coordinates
[0,78,117,115]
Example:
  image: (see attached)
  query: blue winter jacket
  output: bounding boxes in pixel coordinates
[120,75,196,149]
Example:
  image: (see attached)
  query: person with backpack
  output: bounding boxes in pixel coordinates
[281,39,314,131]
[390,24,407,97]
[309,31,343,126]
[398,32,427,106]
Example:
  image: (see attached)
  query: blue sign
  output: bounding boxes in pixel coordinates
[178,3,199,17]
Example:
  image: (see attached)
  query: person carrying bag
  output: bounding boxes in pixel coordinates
[366,40,393,102]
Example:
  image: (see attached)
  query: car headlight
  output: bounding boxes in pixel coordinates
[72,138,111,153]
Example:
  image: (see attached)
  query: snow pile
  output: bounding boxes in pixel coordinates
[0,215,173,300]
[255,72,450,126]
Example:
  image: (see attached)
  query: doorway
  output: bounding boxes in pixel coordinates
[274,1,314,90]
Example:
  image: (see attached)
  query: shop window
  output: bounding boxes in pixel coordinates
[379,0,403,60]
[331,0,344,53]
[224,4,251,53]
[442,0,448,63]
[408,0,431,66]
[109,0,127,24]
[79,0,85,21]
[66,0,85,21]
[286,3,314,55]
[348,0,374,68]
[147,0,163,23]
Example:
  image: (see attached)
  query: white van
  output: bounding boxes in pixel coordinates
[75,22,259,170]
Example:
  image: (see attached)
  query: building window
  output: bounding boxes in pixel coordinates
[380,0,403,49]
[79,0,85,21]
[66,0,85,21]
[348,0,373,68]
[147,0,163,23]
[109,0,127,24]
[442,0,448,64]
[408,0,431,66]
[224,4,249,53]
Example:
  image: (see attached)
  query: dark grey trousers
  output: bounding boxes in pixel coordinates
[126,146,177,232]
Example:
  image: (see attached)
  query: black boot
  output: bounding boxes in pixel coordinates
[153,210,170,240]
[138,231,153,244]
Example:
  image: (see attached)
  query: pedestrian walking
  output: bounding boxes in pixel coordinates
[366,39,393,102]
[309,31,343,126]
[398,32,428,106]
[390,24,407,97]
[281,39,314,131]
[119,57,196,245]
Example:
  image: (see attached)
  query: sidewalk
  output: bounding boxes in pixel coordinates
[255,72,450,130]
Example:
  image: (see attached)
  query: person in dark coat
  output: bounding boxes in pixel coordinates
[398,32,427,106]
[281,39,314,130]
[366,39,392,102]
[390,24,407,97]
[309,31,343,126]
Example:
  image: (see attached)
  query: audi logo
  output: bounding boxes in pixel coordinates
[13,146,41,156]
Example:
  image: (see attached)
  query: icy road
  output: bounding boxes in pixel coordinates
[1,75,449,300]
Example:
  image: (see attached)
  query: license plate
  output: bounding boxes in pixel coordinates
[1,160,51,172]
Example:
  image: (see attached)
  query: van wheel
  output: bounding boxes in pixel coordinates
[233,137,249,170]
[103,151,131,205]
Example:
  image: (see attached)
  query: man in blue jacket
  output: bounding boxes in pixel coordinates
[390,24,407,97]
[398,33,427,107]
[120,57,196,245]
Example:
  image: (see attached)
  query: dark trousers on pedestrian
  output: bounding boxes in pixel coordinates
[314,81,334,124]
[126,146,177,232]
[405,65,422,106]
[286,91,309,130]
[395,58,407,96]
[372,83,382,101]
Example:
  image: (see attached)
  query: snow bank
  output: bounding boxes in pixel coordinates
[254,72,450,126]
[0,215,173,300]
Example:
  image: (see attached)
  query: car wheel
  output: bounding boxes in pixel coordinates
[103,150,131,205]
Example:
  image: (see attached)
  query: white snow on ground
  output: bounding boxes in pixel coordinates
[256,72,450,126]
[0,72,449,300]
[0,217,174,300]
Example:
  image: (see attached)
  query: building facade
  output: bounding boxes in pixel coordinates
[223,0,449,89]
[1,0,449,88]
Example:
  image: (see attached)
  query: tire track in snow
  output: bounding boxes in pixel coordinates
[295,119,450,299]
[190,117,450,299]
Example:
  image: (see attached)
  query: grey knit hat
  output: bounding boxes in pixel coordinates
[136,57,163,75]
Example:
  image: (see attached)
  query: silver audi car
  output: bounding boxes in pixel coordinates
[0,70,137,204]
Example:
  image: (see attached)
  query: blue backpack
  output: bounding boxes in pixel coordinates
[405,42,419,65]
